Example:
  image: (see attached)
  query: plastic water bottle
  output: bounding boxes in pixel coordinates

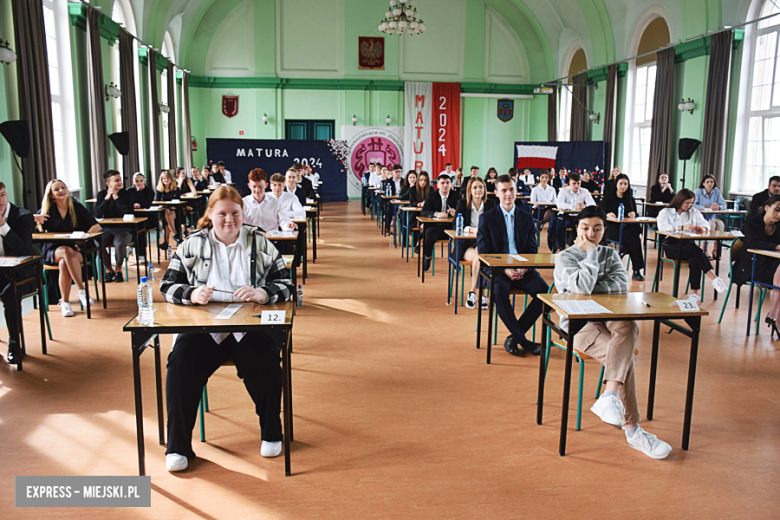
[455,213,464,236]
[570,192,577,211]
[385,183,391,197]
[618,203,625,221]
[137,277,154,325]
[363,175,368,186]
[673,211,680,232]
[734,196,740,211]
[167,245,173,260]
[147,262,155,281]
[296,284,303,306]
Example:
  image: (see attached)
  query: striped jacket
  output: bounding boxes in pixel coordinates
[160,225,293,305]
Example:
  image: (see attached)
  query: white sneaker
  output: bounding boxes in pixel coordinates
[77,289,95,307]
[465,292,477,309]
[261,440,282,458]
[626,425,672,459]
[590,393,626,429]
[58,302,74,317]
[138,255,146,263]
[481,296,489,310]
[165,453,188,472]
[712,277,728,294]
[687,293,700,303]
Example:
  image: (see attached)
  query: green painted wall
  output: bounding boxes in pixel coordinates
[0,0,21,203]
[461,97,531,175]
[673,55,709,192]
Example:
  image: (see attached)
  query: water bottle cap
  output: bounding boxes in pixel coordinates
[140,277,148,283]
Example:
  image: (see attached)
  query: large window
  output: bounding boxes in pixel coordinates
[160,32,176,169]
[111,1,125,172]
[558,84,572,141]
[740,1,780,192]
[42,0,78,191]
[630,63,656,185]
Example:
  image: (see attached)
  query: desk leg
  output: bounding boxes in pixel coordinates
[476,271,484,350]
[135,226,142,282]
[83,253,92,319]
[682,316,701,451]
[37,265,47,355]
[312,216,317,263]
[747,254,757,336]
[282,329,293,476]
[643,223,648,271]
[133,341,146,476]
[537,309,549,425]
[714,242,721,301]
[12,281,22,371]
[647,319,661,420]
[418,228,423,279]
[486,273,495,364]
[674,243,682,298]
[154,336,165,446]
[654,238,663,292]
[559,321,579,456]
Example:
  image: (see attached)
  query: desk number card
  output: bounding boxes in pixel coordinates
[674,299,700,312]
[259,310,285,324]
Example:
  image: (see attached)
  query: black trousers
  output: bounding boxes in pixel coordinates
[384,201,397,233]
[101,228,133,271]
[664,240,712,290]
[610,224,645,272]
[492,269,548,343]
[423,224,449,258]
[0,274,33,347]
[165,332,282,458]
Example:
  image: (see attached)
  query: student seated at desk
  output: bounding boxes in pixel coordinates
[647,172,675,217]
[129,173,155,210]
[285,168,308,207]
[382,164,405,234]
[0,181,35,364]
[656,189,728,300]
[367,163,382,189]
[95,169,134,283]
[176,167,197,196]
[603,167,622,195]
[268,173,305,220]
[734,194,780,340]
[600,173,645,281]
[421,174,460,272]
[550,172,596,252]
[160,186,294,472]
[34,179,100,317]
[294,164,317,201]
[243,168,295,232]
[530,170,556,230]
[552,168,567,191]
[510,168,531,196]
[452,168,464,190]
[694,174,727,258]
[519,168,536,186]
[304,164,320,185]
[455,177,496,310]
[484,167,498,194]
[477,174,548,356]
[580,170,599,193]
[408,171,431,208]
[749,176,780,218]
[190,167,208,191]
[553,205,672,459]
[217,161,233,184]
[155,170,182,245]
[399,170,417,201]
[209,163,226,186]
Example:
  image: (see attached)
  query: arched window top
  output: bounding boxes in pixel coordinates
[760,0,780,29]
[162,31,175,64]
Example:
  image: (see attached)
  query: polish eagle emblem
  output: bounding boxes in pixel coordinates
[359,37,385,70]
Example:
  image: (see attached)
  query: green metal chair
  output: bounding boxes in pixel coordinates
[717,238,767,333]
[651,235,706,300]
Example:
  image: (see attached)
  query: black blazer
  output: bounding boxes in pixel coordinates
[210,171,226,185]
[581,180,599,193]
[516,179,531,196]
[95,189,134,218]
[648,184,676,217]
[454,198,498,229]
[600,192,639,241]
[288,186,307,206]
[735,214,780,283]
[382,178,404,197]
[477,204,537,255]
[2,204,35,279]
[193,178,209,191]
[421,190,460,217]
[155,188,180,202]
[406,187,430,207]
[750,189,771,218]
[299,177,316,199]
[127,186,155,209]
[552,177,564,191]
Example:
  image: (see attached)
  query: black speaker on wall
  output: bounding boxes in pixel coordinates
[109,131,130,155]
[0,120,30,158]
[678,138,701,160]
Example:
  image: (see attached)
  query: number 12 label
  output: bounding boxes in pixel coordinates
[260,310,286,324]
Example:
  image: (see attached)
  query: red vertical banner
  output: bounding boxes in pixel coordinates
[432,82,461,179]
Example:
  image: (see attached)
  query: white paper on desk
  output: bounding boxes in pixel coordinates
[267,230,281,237]
[259,310,285,324]
[555,300,613,315]
[0,256,27,267]
[172,199,181,203]
[149,205,162,210]
[304,206,316,211]
[123,214,136,221]
[730,230,745,237]
[635,217,654,221]
[70,231,88,238]
[679,231,701,237]
[510,254,528,262]
[306,198,315,204]
[54,234,71,238]
[215,304,242,320]
[277,231,295,238]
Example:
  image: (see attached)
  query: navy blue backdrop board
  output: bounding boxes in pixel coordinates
[206,138,348,202]
[513,141,606,186]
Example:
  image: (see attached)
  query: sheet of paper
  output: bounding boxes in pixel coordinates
[54,234,71,238]
[259,310,286,324]
[730,230,745,237]
[555,300,613,315]
[215,304,242,320]
[304,206,316,211]
[510,255,528,262]
[149,206,162,210]
[70,231,88,238]
[0,257,23,267]
[635,217,654,221]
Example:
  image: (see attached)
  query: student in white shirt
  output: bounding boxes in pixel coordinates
[656,189,727,300]
[268,173,304,220]
[217,161,232,184]
[369,163,384,189]
[304,165,320,185]
[242,168,295,232]
[285,168,307,206]
[530,170,557,230]
[519,168,536,186]
[550,172,597,251]
[440,163,455,178]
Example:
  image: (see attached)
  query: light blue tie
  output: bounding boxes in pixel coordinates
[505,213,518,255]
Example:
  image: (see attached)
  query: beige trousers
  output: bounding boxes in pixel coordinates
[574,320,641,424]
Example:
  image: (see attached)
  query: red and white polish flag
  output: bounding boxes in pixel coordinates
[516,144,558,170]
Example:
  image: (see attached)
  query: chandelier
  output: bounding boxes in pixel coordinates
[378,0,426,36]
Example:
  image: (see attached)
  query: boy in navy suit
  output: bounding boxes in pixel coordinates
[421,174,460,271]
[477,175,548,355]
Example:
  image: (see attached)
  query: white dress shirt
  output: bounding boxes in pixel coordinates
[556,186,596,210]
[468,201,484,233]
[369,171,382,188]
[269,190,305,220]
[222,169,232,184]
[242,194,291,231]
[657,207,710,233]
[0,202,11,256]
[531,184,557,205]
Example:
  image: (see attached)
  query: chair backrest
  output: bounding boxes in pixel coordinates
[730,238,744,264]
